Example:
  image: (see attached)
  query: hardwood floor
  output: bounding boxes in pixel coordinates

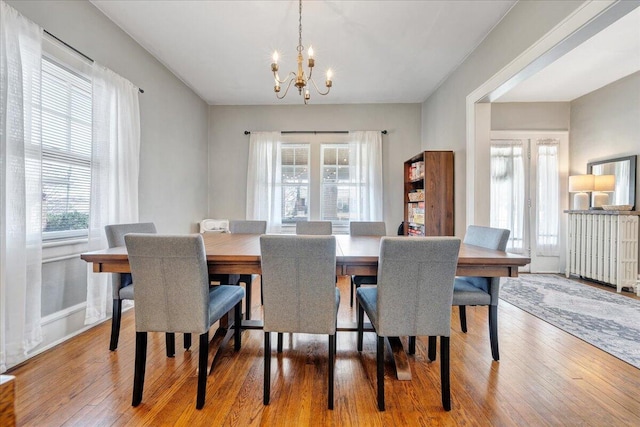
[8,275,640,426]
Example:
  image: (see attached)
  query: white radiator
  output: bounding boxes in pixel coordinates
[566,211,639,293]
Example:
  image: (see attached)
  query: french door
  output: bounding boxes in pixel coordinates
[490,131,568,273]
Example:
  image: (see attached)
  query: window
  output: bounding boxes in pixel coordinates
[247,131,382,233]
[281,144,310,224]
[278,135,353,233]
[40,56,92,240]
[321,144,352,227]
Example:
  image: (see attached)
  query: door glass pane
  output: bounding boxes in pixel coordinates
[536,139,559,256]
[490,140,525,254]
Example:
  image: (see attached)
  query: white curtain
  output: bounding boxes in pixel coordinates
[85,64,140,325]
[0,1,43,372]
[536,139,559,256]
[490,140,525,254]
[246,131,282,233]
[348,131,383,221]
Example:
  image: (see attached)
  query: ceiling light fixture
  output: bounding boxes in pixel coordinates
[271,0,333,104]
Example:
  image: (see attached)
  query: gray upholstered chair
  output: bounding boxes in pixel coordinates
[296,220,332,235]
[356,237,460,411]
[349,221,386,307]
[260,235,340,409]
[229,220,267,319]
[450,225,510,362]
[105,222,157,351]
[125,233,244,410]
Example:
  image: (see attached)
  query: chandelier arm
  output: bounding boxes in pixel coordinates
[274,71,297,85]
[308,77,330,96]
[276,78,297,100]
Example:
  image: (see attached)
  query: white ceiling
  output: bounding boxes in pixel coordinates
[90,0,516,105]
[496,6,640,102]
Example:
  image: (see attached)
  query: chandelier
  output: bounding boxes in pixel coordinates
[271,0,333,104]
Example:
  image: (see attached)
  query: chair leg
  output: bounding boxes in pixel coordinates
[263,332,271,405]
[184,333,192,350]
[350,276,355,307]
[377,336,385,411]
[427,336,437,362]
[110,299,122,351]
[277,333,283,353]
[328,334,335,410]
[245,276,252,320]
[408,336,416,355]
[196,332,208,409]
[459,305,467,333]
[165,333,175,358]
[489,305,500,361]
[440,336,451,411]
[234,301,242,351]
[260,276,264,305]
[357,303,364,352]
[132,332,147,406]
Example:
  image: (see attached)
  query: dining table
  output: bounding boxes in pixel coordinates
[81,232,530,380]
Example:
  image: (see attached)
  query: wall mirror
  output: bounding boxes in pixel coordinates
[587,155,637,210]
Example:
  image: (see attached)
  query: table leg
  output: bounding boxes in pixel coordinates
[388,337,412,380]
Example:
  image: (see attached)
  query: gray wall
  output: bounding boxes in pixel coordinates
[208,104,422,235]
[8,0,209,234]
[491,102,571,130]
[570,72,640,207]
[421,0,583,235]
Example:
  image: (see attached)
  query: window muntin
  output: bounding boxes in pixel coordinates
[41,57,92,240]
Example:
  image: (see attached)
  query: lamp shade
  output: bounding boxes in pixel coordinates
[594,174,615,192]
[569,174,594,192]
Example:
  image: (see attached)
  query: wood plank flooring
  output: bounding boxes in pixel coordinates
[7,275,640,426]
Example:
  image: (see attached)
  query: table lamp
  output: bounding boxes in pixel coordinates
[569,174,594,210]
[592,174,615,209]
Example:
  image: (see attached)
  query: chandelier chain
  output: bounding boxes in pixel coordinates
[298,0,303,53]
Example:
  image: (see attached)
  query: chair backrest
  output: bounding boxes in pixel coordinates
[463,225,509,251]
[376,237,460,337]
[260,235,337,334]
[296,221,332,235]
[462,225,510,302]
[105,222,157,298]
[229,220,267,234]
[350,221,386,236]
[125,234,210,334]
[105,222,157,247]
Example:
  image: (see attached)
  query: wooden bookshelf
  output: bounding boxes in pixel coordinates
[403,151,454,236]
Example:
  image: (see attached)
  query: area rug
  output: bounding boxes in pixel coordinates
[500,274,640,369]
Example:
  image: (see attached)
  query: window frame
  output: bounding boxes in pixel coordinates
[278,134,352,233]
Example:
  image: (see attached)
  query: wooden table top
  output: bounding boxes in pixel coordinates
[81,233,530,277]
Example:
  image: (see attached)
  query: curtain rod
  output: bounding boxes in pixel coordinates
[44,30,144,94]
[244,130,387,135]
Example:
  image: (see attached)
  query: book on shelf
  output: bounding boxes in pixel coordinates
[408,189,424,202]
[409,161,424,181]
